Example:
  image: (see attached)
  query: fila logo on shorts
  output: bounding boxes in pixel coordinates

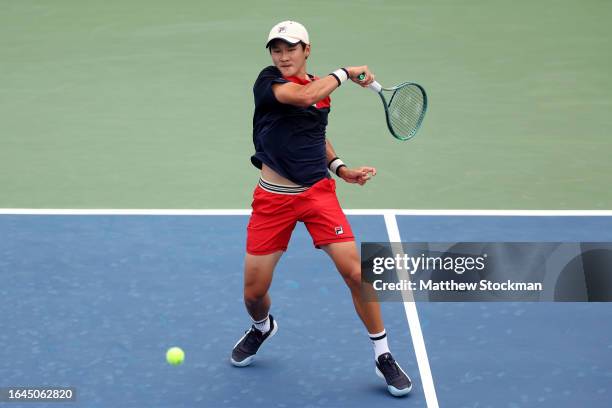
[335,226,344,235]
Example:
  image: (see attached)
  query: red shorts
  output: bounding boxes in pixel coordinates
[246,178,355,255]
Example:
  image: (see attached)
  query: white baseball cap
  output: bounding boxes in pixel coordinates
[266,20,310,48]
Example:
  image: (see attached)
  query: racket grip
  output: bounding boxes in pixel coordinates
[358,73,382,93]
[368,81,382,93]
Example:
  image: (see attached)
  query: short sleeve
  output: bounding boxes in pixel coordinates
[253,66,288,107]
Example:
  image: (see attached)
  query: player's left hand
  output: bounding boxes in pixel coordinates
[338,166,377,186]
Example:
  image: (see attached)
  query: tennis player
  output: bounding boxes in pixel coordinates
[230,20,412,397]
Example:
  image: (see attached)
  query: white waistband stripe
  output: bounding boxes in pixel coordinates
[258,178,309,195]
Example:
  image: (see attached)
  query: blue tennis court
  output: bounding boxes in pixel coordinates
[1,211,611,407]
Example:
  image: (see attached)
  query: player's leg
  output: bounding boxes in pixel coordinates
[231,183,297,367]
[231,251,283,367]
[243,251,282,321]
[298,179,384,333]
[322,241,412,396]
[299,178,412,396]
[321,241,383,333]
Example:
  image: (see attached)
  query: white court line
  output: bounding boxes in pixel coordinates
[1,208,611,216]
[0,209,252,216]
[384,212,439,408]
[357,209,612,217]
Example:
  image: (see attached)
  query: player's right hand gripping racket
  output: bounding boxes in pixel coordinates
[359,73,428,141]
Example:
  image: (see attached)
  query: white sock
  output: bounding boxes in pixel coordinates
[369,329,390,360]
[252,315,270,333]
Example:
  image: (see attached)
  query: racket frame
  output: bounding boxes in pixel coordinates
[370,81,428,141]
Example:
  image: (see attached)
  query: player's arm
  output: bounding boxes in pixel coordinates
[326,139,376,186]
[272,65,374,108]
[272,76,337,108]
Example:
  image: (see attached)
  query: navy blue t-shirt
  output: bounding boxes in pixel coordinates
[251,65,331,186]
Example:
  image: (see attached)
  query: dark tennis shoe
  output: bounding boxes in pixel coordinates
[230,315,278,367]
[375,352,412,397]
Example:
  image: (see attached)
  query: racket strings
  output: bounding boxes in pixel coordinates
[384,85,426,139]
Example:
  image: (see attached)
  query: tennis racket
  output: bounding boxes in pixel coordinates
[358,73,428,141]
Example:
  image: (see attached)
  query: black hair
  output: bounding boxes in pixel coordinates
[266,39,307,52]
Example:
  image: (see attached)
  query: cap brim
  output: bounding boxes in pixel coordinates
[265,36,302,48]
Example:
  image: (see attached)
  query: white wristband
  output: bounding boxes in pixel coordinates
[329,158,346,175]
[332,68,349,84]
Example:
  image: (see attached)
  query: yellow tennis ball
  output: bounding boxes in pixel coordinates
[166,347,185,366]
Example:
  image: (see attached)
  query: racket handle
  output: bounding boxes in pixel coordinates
[358,73,382,93]
[368,80,382,93]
